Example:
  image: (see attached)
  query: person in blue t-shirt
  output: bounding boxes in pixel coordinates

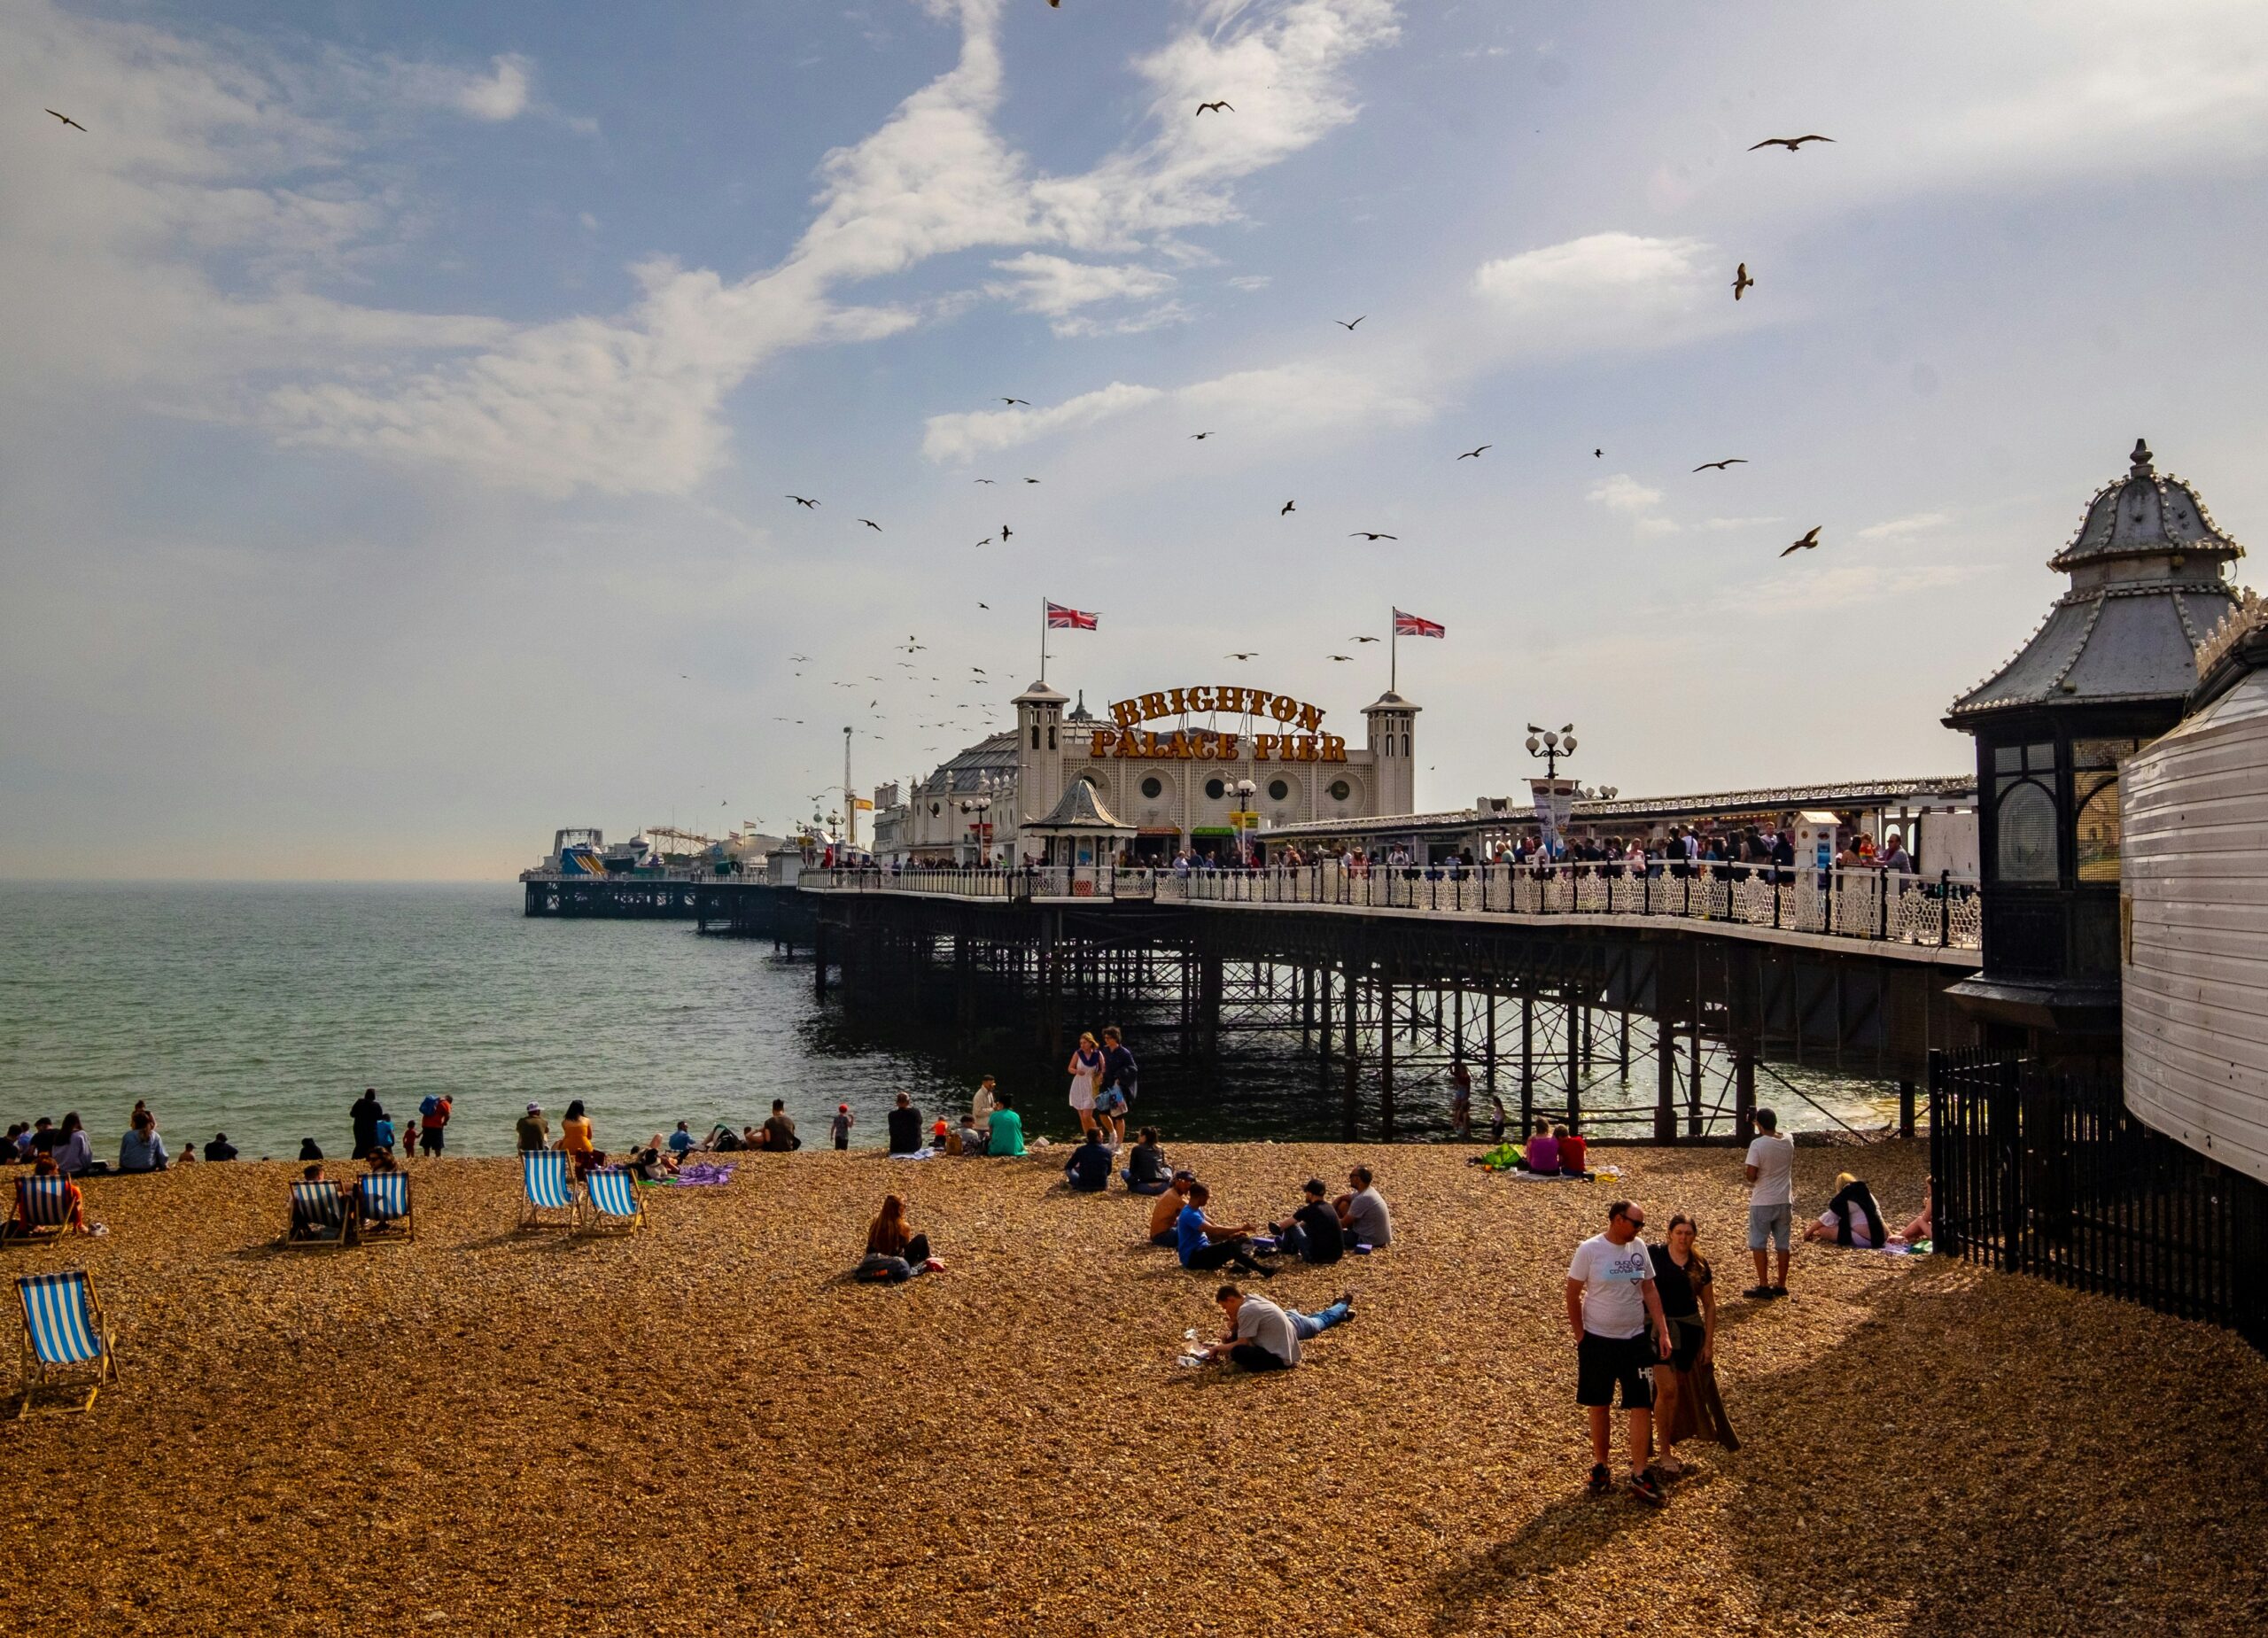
[1174,1183,1272,1277]
[666,1121,695,1158]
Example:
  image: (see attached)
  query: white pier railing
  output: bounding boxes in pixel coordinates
[803,862,1983,951]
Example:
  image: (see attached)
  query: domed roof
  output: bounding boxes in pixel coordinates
[1947,439,2243,724]
[2049,439,2243,573]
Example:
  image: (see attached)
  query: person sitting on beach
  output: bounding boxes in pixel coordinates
[298,1137,324,1162]
[986,1094,1025,1157]
[3,1124,24,1163]
[855,1193,934,1283]
[705,1123,742,1153]
[887,1092,923,1155]
[739,1125,764,1151]
[1557,1126,1590,1179]
[1175,1184,1274,1278]
[54,1113,98,1178]
[1149,1172,1195,1246]
[953,1114,983,1155]
[289,1164,350,1243]
[178,1143,198,1164]
[1122,1129,1170,1194]
[206,1132,238,1162]
[371,1109,397,1158]
[560,1100,603,1176]
[1064,1130,1113,1192]
[1899,1181,1932,1244]
[666,1121,696,1160]
[1272,1178,1346,1265]
[1805,1173,1891,1248]
[117,1107,168,1174]
[4,1156,86,1238]
[1518,1121,1559,1175]
[1334,1166,1394,1250]
[624,1140,675,1183]
[762,1099,801,1152]
[1196,1285,1351,1371]
[517,1104,549,1153]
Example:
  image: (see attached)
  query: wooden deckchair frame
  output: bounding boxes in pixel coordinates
[2,1176,79,1247]
[14,1272,118,1419]
[355,1170,416,1246]
[518,1151,582,1233]
[574,1166,648,1238]
[281,1180,356,1252]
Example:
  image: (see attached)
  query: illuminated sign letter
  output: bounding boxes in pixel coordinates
[1254,734,1278,761]
[1139,692,1169,721]
[1111,699,1142,727]
[1298,703,1324,733]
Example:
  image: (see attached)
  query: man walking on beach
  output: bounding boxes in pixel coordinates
[1097,1027,1136,1145]
[418,1094,451,1156]
[1566,1200,1672,1505]
[1744,1107,1796,1299]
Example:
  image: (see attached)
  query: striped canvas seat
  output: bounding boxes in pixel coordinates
[519,1151,580,1230]
[14,1271,116,1417]
[287,1182,350,1248]
[358,1172,414,1240]
[12,1177,74,1234]
[578,1167,645,1236]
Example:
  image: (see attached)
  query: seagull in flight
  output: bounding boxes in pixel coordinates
[1195,101,1234,115]
[1693,458,1748,472]
[1000,524,1013,540]
[1225,651,1259,661]
[789,654,811,662]
[978,602,990,609]
[1279,501,1297,516]
[1190,431,1213,439]
[1326,655,1355,662]
[1750,134,1834,151]
[1349,532,1398,541]
[1733,263,1753,300]
[975,536,993,547]
[1348,635,1381,643]
[974,477,996,484]
[1335,316,1365,330]
[45,109,87,132]
[1780,525,1822,558]
[787,494,819,508]
[1023,477,1040,484]
[1457,445,1490,460]
[858,518,882,531]
[1001,398,1031,407]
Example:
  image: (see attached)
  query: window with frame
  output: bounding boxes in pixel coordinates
[1992,739,2058,882]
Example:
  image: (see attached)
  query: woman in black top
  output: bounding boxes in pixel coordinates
[1648,1214,1717,1478]
[1123,1129,1170,1194]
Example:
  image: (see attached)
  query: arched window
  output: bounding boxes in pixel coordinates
[1204,777,1226,801]
[1268,778,1290,802]
[1029,724,1039,750]
[2075,773,2122,882]
[1328,779,1352,803]
[1996,780,2056,882]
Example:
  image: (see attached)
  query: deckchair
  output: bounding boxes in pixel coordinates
[13,1270,118,1418]
[519,1150,581,1231]
[576,1166,647,1238]
[284,1180,354,1249]
[3,1176,80,1245]
[357,1171,416,1243]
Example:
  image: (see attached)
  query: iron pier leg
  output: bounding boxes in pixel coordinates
[1899,1078,1916,1140]
[1565,997,1582,1132]
[1379,975,1397,1141]
[1342,963,1360,1138]
[1519,994,1535,1137]
[1655,1011,1677,1144]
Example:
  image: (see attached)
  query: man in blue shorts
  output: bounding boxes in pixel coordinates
[1744,1106,1796,1298]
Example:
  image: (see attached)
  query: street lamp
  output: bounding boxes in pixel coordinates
[958,794,993,866]
[1523,722,1579,780]
[1231,776,1257,866]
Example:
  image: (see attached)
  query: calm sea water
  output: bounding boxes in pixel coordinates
[0,883,1900,1161]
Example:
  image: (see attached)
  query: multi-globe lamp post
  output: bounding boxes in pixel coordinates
[1231,777,1257,866]
[958,794,992,867]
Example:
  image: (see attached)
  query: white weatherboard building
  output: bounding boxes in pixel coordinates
[2124,590,2268,1184]
[872,680,1417,866]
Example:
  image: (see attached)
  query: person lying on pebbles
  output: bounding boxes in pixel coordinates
[1174,1183,1275,1278]
[1148,1172,1195,1246]
[1191,1284,1353,1372]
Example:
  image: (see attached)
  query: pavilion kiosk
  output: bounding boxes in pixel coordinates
[1943,439,2245,1057]
[1021,772,1137,889]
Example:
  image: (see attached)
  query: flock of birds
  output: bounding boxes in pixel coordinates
[31,70,1842,825]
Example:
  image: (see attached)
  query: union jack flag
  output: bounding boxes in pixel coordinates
[1393,608,1445,638]
[1046,602,1099,630]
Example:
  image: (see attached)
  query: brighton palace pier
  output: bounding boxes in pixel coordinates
[873,680,1418,866]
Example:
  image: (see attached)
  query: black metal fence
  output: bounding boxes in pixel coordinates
[1930,1048,2268,1348]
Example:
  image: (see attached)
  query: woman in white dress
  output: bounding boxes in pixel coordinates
[1067,1031,1104,1135]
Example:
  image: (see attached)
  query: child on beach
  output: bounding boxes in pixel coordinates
[831,1106,855,1151]
[400,1118,419,1159]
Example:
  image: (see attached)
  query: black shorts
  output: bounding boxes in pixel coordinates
[1666,1316,1705,1372]
[420,1127,444,1154]
[1577,1331,1656,1409]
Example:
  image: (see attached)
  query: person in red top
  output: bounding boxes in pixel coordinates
[5,1155,86,1238]
[1557,1125,1589,1179]
[419,1095,452,1156]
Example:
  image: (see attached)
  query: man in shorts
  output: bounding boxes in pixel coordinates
[1744,1106,1797,1299]
[1565,1199,1672,1505]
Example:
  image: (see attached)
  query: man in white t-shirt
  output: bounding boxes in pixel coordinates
[1565,1200,1672,1505]
[1744,1106,1797,1299]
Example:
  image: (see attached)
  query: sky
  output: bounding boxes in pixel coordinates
[2,0,2264,880]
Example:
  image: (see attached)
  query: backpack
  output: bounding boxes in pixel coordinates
[419,1095,441,1119]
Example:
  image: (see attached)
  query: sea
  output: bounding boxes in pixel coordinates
[0,882,1906,1161]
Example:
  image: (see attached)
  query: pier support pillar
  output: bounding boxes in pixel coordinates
[1565,997,1582,1132]
[1379,976,1396,1142]
[1654,1013,1677,1144]
[1736,1042,1759,1142]
[1341,963,1360,1138]
[1483,992,1498,1096]
[1898,1078,1916,1139]
[1519,995,1535,1136]
[1686,1017,1704,1138]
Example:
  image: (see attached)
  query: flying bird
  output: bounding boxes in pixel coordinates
[1349,532,1398,541]
[787,494,819,508]
[1750,134,1834,151]
[975,537,993,547]
[974,477,996,484]
[1001,398,1031,407]
[1780,526,1822,558]
[1594,448,1603,458]
[1326,655,1355,662]
[1348,635,1381,643]
[1190,431,1213,439]
[1225,652,1259,661]
[1692,458,1748,472]
[1023,477,1040,483]
[45,109,86,132]
[789,654,811,662]
[1335,316,1365,330]
[978,602,990,609]
[1279,501,1295,516]
[1195,101,1234,115]
[1000,524,1013,540]
[1457,445,1490,460]
[1733,263,1753,300]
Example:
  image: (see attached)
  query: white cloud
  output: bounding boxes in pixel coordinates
[1697,516,1783,532]
[1588,473,1664,514]
[921,381,1165,462]
[1226,273,1272,291]
[1051,300,1193,338]
[983,252,1183,334]
[1742,563,1988,615]
[1856,510,1953,541]
[1472,232,1732,355]
[407,52,532,121]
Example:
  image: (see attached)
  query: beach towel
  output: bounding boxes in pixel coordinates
[668,1163,736,1188]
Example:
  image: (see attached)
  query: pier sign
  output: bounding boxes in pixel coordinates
[1107,686,1328,733]
[1096,685,1345,761]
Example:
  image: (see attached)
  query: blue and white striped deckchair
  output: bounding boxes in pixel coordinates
[576,1166,646,1238]
[284,1180,353,1249]
[13,1270,117,1418]
[357,1171,415,1242]
[4,1176,78,1244]
[519,1150,580,1231]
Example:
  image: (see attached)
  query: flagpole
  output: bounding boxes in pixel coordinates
[1039,595,1048,686]
[1389,608,1398,695]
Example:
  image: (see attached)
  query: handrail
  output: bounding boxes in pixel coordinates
[797,861,1982,950]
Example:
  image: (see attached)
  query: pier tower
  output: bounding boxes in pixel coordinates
[1012,679,1071,840]
[1363,690,1420,817]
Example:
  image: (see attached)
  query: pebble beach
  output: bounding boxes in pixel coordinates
[7,1138,2265,1637]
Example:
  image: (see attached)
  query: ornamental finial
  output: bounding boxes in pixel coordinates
[2130,437,2154,477]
